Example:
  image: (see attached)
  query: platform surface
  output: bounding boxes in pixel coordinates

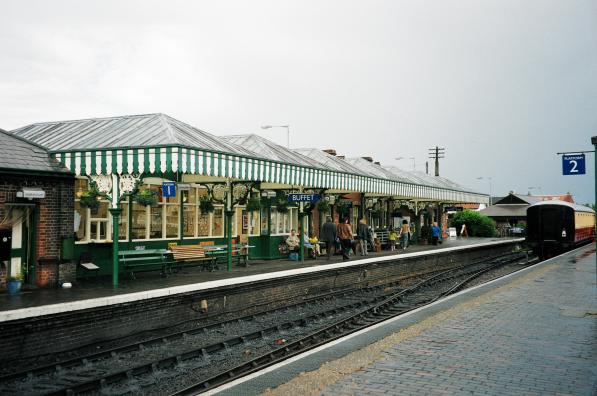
[217,244,597,396]
[0,237,517,320]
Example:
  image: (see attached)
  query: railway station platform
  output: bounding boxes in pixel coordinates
[217,244,597,396]
[0,237,517,319]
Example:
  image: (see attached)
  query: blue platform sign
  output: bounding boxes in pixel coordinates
[288,193,321,203]
[562,154,585,175]
[162,181,177,197]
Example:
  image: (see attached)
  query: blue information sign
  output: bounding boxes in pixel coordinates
[288,193,321,203]
[562,154,585,175]
[162,181,177,197]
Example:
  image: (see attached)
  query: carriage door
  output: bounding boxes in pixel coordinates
[540,207,560,241]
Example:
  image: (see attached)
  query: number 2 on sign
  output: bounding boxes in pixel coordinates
[569,160,578,173]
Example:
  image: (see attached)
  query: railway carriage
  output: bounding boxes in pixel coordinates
[526,200,595,258]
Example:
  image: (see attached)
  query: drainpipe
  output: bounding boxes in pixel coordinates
[226,179,233,272]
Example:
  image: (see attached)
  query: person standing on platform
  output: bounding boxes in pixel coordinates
[388,227,398,251]
[357,218,369,256]
[431,222,441,245]
[337,217,353,260]
[399,219,410,250]
[321,216,337,260]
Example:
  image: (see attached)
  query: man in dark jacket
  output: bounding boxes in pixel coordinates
[321,216,337,260]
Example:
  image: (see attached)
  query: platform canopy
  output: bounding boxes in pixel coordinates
[10,113,488,204]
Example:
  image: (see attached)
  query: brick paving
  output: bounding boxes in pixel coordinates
[314,246,597,396]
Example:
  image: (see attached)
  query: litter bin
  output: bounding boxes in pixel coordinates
[61,236,75,261]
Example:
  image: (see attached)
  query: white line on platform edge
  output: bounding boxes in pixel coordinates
[0,238,523,323]
[204,244,592,396]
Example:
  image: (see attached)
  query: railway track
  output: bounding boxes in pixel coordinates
[0,251,531,395]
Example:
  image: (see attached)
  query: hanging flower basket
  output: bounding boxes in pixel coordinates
[79,190,101,209]
[316,199,330,213]
[276,199,289,213]
[134,189,158,207]
[246,197,261,212]
[199,196,215,213]
[335,202,350,219]
[370,209,381,219]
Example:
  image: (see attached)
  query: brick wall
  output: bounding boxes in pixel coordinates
[0,241,520,360]
[0,174,74,288]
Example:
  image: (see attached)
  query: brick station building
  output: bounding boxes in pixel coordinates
[0,129,75,290]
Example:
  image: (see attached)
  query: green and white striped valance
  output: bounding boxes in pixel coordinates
[51,146,488,204]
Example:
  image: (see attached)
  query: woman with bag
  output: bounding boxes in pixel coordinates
[337,217,353,261]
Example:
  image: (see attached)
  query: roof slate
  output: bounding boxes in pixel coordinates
[222,135,323,168]
[0,129,71,174]
[10,113,254,156]
[293,148,366,174]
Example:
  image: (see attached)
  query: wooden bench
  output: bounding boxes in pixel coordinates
[119,249,170,279]
[169,245,218,272]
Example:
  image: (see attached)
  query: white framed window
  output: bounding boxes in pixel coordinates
[74,178,112,243]
[270,207,298,235]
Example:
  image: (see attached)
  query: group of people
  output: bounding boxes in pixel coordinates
[286,216,444,261]
[388,220,412,251]
[321,216,374,261]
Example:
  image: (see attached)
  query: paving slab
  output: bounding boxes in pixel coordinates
[217,244,597,396]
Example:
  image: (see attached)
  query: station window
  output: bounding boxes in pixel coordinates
[74,178,112,243]
[270,207,298,235]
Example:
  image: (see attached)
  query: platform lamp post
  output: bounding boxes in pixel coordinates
[261,125,290,148]
[476,176,493,206]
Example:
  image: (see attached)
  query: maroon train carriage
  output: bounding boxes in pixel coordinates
[526,200,595,258]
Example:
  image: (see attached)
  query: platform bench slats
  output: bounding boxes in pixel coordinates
[169,245,218,271]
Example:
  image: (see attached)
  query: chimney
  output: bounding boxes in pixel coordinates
[361,156,373,162]
[337,155,345,159]
[374,161,381,165]
[323,149,337,156]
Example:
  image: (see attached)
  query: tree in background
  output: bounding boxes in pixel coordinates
[449,210,497,237]
[583,203,596,211]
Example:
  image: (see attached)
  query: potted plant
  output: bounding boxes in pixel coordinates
[316,199,330,213]
[199,196,215,213]
[6,274,23,295]
[335,201,350,219]
[246,197,261,212]
[134,189,158,207]
[79,189,101,209]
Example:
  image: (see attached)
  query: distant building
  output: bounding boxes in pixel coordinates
[480,192,575,235]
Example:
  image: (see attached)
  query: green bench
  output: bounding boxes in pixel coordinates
[205,245,251,267]
[119,249,171,279]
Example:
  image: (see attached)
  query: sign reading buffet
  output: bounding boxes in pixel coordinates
[287,193,321,203]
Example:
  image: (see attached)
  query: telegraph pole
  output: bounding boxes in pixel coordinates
[428,146,445,176]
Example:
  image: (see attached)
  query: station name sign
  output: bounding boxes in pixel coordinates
[288,193,321,203]
[16,188,46,199]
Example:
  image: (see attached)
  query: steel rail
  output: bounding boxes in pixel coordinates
[0,269,418,384]
[172,253,529,395]
[3,252,526,395]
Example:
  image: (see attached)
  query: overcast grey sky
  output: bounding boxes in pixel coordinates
[1,0,596,203]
